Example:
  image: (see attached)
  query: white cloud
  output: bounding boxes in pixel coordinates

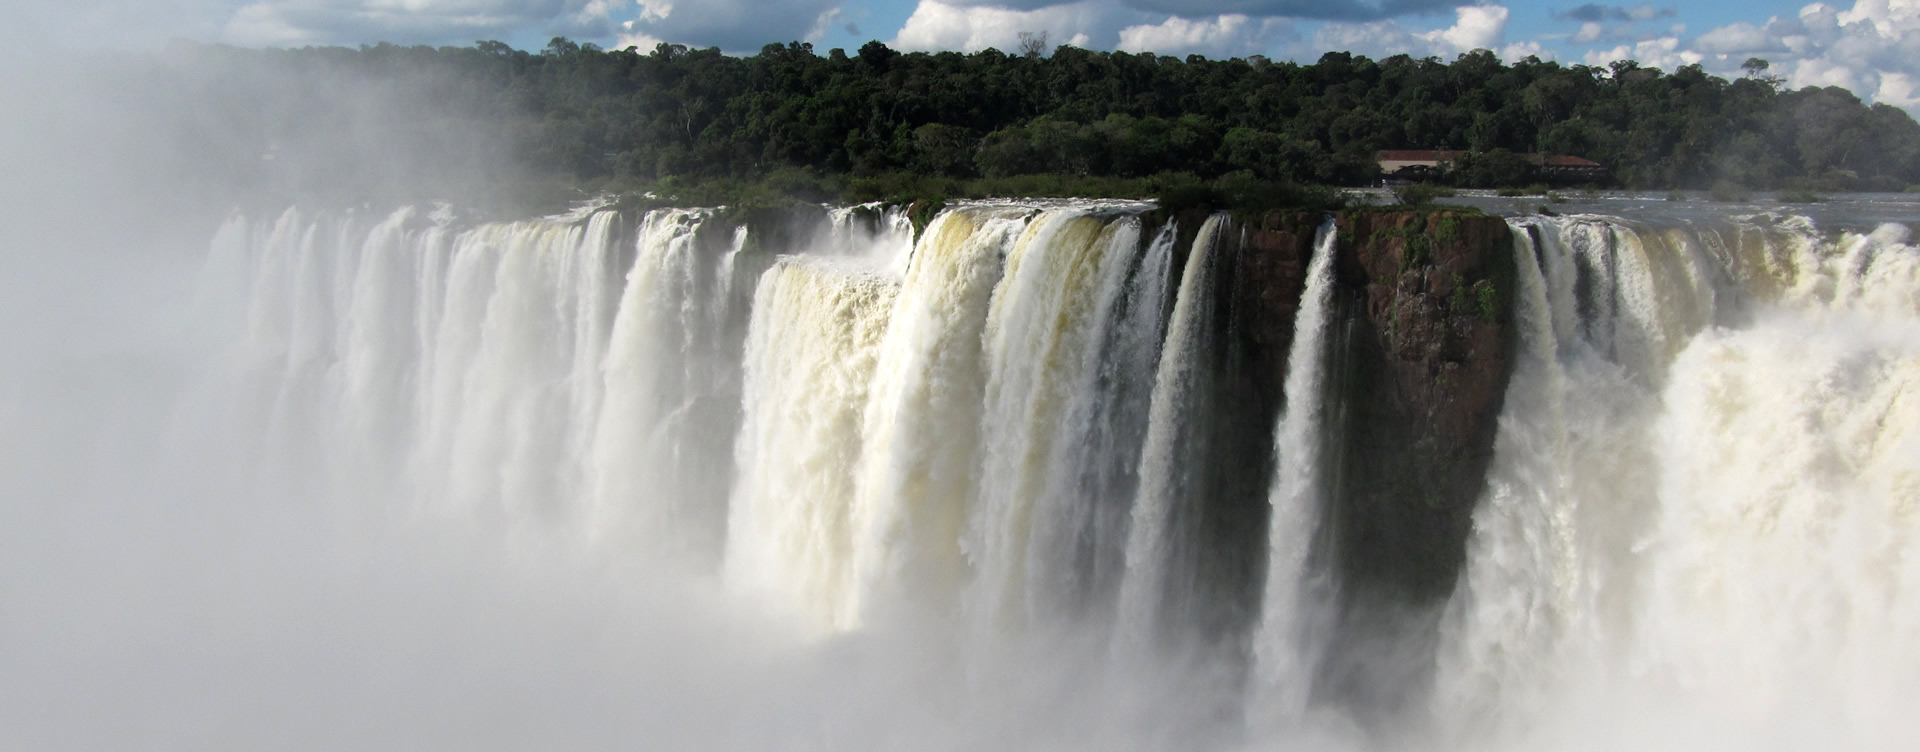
[1792,55,1861,89]
[1581,35,1703,70]
[1430,4,1507,51]
[618,0,843,51]
[614,21,662,51]
[210,0,848,51]
[636,0,671,22]
[1307,5,1540,62]
[1501,39,1549,61]
[892,0,1108,52]
[225,2,320,46]
[1560,0,1920,116]
[1693,22,1778,53]
[1116,14,1294,58]
[1872,70,1920,108]
[217,0,618,47]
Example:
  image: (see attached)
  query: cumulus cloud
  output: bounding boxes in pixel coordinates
[1581,34,1702,70]
[1121,0,1468,22]
[1307,5,1544,62]
[219,0,616,47]
[894,1,1546,61]
[617,0,844,51]
[1115,14,1295,57]
[204,0,851,52]
[1692,21,1787,54]
[892,1,1107,52]
[1559,0,1920,116]
[1433,4,1506,50]
[929,0,1073,9]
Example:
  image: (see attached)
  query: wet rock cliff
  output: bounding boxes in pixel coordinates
[1229,208,1515,713]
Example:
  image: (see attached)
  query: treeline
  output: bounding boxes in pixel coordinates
[142,37,1920,211]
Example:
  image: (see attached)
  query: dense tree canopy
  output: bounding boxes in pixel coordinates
[146,37,1920,209]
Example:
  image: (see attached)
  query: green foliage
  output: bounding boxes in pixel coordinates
[843,171,960,204]
[1475,280,1500,320]
[905,199,945,240]
[1212,170,1350,214]
[1403,234,1432,269]
[139,39,1920,210]
[1391,182,1453,206]
[1778,188,1826,203]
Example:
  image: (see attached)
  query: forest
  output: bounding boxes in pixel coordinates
[133,36,1920,212]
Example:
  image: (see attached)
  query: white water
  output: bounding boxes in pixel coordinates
[848,208,1020,627]
[971,211,1140,629]
[1250,218,1341,722]
[590,209,720,560]
[1117,213,1230,653]
[24,197,1920,751]
[727,258,900,630]
[1436,215,1920,751]
[1029,220,1178,625]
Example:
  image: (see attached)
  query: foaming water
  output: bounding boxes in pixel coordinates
[1436,215,1920,751]
[1250,218,1341,724]
[16,198,1920,751]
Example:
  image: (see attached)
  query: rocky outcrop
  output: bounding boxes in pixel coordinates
[1327,210,1514,605]
[1294,209,1516,715]
[1229,209,1515,609]
[1234,210,1322,420]
[1219,208,1514,714]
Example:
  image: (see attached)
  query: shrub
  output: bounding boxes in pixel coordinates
[1391,182,1453,206]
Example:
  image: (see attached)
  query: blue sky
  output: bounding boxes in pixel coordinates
[15,0,1920,113]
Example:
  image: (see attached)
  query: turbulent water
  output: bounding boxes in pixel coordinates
[1436,215,1920,750]
[17,199,1918,750]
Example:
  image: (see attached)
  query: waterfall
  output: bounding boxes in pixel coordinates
[1437,215,1920,750]
[1117,212,1230,652]
[178,197,1920,750]
[726,203,1178,632]
[726,259,901,630]
[970,211,1142,629]
[589,209,718,557]
[849,207,1019,626]
[1250,218,1340,720]
[1030,220,1179,624]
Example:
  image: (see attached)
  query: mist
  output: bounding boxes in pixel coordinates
[0,46,1286,752]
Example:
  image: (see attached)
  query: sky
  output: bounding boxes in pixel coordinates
[10,0,1920,114]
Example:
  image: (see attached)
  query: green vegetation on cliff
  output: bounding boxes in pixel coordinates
[143,37,1920,212]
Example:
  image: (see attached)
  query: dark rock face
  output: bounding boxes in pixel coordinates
[1327,210,1515,605]
[1230,209,1515,610]
[1314,210,1515,717]
[1225,208,1515,717]
[1234,211,1321,420]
